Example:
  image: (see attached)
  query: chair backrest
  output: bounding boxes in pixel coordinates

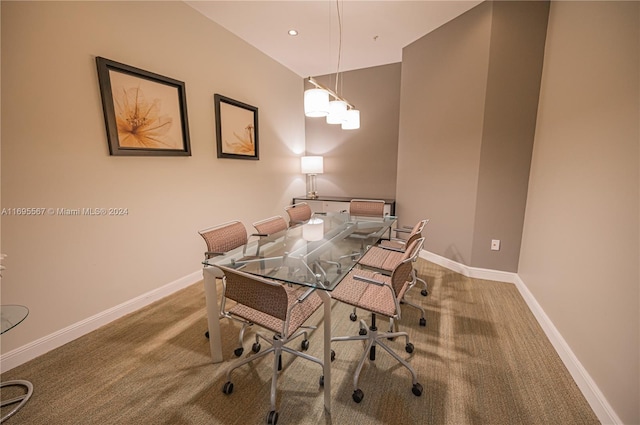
[349,199,385,217]
[198,221,248,257]
[390,238,425,296]
[405,219,430,247]
[285,202,312,226]
[217,265,289,321]
[253,215,288,235]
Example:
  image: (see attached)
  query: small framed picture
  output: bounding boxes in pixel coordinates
[96,57,191,156]
[214,94,259,160]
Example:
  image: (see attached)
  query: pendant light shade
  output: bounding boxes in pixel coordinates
[304,88,330,117]
[341,109,360,130]
[326,100,347,124]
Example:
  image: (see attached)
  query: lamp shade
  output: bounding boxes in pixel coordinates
[301,156,324,174]
[341,109,360,130]
[304,89,330,117]
[326,100,348,124]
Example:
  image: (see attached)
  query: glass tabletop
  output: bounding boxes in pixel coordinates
[204,212,396,291]
[1,305,29,334]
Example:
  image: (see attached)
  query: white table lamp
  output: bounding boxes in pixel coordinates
[301,156,324,199]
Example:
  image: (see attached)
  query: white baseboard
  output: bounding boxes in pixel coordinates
[420,250,621,425]
[0,270,203,374]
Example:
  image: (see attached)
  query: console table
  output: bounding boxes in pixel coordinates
[292,195,396,216]
[0,305,33,423]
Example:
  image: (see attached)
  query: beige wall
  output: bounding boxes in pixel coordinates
[518,2,639,423]
[304,63,401,200]
[1,1,305,353]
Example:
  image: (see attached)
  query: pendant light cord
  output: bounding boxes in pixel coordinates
[335,0,342,95]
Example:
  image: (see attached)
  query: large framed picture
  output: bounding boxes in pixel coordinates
[214,94,259,160]
[96,57,191,156]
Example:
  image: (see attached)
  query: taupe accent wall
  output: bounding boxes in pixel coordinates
[518,2,639,423]
[1,1,306,353]
[470,1,549,270]
[397,1,549,273]
[304,63,401,200]
[397,3,492,266]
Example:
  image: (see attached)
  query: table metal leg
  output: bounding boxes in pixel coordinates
[317,290,332,414]
[203,267,224,363]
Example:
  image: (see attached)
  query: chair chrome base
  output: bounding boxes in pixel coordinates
[331,314,422,403]
[1,380,33,423]
[222,328,324,424]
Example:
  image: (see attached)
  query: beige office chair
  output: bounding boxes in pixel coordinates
[217,265,324,425]
[373,218,430,297]
[284,202,312,227]
[357,235,428,327]
[346,199,387,252]
[252,215,290,258]
[253,215,288,235]
[198,220,257,356]
[349,199,386,218]
[330,238,425,404]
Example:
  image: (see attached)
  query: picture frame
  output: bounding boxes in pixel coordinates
[96,57,191,156]
[214,94,259,160]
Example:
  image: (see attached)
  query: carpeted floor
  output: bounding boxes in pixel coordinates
[0,259,600,424]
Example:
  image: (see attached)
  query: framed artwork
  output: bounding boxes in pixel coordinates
[214,94,259,160]
[96,57,191,156]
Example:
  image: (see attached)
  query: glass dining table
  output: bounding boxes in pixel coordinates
[201,212,396,413]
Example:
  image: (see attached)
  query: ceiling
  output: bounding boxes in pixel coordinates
[186,1,483,77]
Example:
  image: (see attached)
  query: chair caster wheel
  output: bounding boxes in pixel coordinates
[419,317,427,327]
[421,289,428,296]
[352,388,364,403]
[349,312,357,321]
[267,410,278,425]
[330,349,336,362]
[405,343,414,353]
[412,382,423,397]
[234,347,244,357]
[205,331,209,339]
[359,328,367,336]
[301,339,310,351]
[319,375,324,387]
[222,381,234,395]
[252,342,261,353]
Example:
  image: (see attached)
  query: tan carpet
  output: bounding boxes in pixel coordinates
[1,260,600,424]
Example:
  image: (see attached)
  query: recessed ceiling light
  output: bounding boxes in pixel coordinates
[288,29,298,36]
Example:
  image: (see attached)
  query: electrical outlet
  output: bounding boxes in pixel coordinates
[491,239,500,251]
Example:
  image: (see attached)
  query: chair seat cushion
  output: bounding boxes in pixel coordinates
[378,239,406,251]
[229,285,322,338]
[358,246,403,271]
[331,269,407,318]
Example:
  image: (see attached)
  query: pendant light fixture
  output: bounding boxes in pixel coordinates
[304,88,330,117]
[303,0,360,130]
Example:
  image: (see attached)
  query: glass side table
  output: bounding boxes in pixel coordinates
[1,305,33,423]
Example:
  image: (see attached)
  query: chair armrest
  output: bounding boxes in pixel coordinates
[379,245,405,253]
[353,274,385,286]
[205,251,224,259]
[297,287,316,302]
[393,227,411,234]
